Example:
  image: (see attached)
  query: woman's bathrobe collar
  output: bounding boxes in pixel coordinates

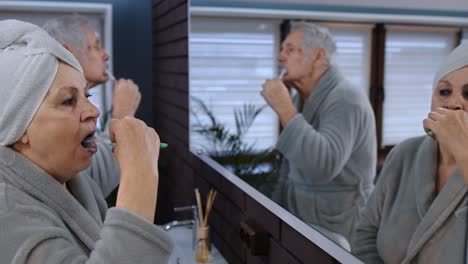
[0,146,104,251]
[0,146,173,263]
[353,136,468,264]
[406,137,467,262]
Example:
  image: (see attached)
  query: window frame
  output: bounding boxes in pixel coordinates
[191,6,468,152]
[279,20,463,169]
[189,16,283,153]
[190,6,468,263]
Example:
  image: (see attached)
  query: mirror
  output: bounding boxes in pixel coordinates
[188,2,468,261]
[0,2,114,133]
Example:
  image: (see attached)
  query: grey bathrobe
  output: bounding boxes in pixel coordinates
[84,142,120,197]
[272,66,377,240]
[353,136,468,264]
[0,146,173,263]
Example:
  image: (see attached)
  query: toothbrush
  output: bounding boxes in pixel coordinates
[94,137,168,149]
[278,68,287,80]
[106,70,116,81]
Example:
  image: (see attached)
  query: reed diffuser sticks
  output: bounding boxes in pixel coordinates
[194,188,217,263]
[203,190,216,226]
[194,188,217,227]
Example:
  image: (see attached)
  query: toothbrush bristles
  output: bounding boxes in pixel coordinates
[94,137,110,144]
[279,69,287,80]
[106,70,116,81]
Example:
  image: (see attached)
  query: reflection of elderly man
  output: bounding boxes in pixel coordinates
[42,15,142,197]
[261,22,376,241]
[353,43,468,264]
[0,20,172,262]
[42,15,141,118]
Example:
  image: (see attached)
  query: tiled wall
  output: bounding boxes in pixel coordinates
[152,1,338,263]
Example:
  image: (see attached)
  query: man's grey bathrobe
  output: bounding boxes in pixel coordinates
[0,146,173,263]
[85,142,120,198]
[353,136,468,264]
[272,66,377,240]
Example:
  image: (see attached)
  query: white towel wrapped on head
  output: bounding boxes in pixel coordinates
[433,42,468,90]
[0,19,82,146]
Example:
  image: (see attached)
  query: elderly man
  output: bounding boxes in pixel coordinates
[42,15,141,126]
[42,15,141,197]
[261,22,377,241]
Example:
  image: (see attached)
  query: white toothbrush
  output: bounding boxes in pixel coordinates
[106,70,115,81]
[278,68,287,80]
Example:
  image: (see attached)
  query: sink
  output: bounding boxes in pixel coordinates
[166,226,227,264]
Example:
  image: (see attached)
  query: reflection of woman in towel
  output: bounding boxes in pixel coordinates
[0,20,172,263]
[353,42,468,264]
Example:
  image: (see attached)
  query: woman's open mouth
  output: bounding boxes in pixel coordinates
[81,132,97,154]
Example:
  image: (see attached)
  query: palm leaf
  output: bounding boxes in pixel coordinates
[190,96,275,178]
[234,103,266,137]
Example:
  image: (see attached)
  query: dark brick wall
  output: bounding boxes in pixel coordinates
[152,0,191,224]
[152,1,338,262]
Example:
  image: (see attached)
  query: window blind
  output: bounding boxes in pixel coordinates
[189,17,280,153]
[382,26,456,146]
[321,23,373,94]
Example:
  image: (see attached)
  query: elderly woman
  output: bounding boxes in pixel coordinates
[352,42,468,263]
[261,22,377,241]
[0,20,172,263]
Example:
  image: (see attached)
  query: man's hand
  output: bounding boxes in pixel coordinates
[261,79,297,127]
[112,79,141,119]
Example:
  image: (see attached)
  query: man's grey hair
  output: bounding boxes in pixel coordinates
[42,14,90,56]
[290,21,337,64]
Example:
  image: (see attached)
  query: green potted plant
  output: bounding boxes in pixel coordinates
[190,97,280,189]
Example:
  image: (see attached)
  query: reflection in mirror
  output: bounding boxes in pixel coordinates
[189,17,281,191]
[259,21,376,251]
[353,45,468,263]
[189,14,373,251]
[189,6,468,261]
